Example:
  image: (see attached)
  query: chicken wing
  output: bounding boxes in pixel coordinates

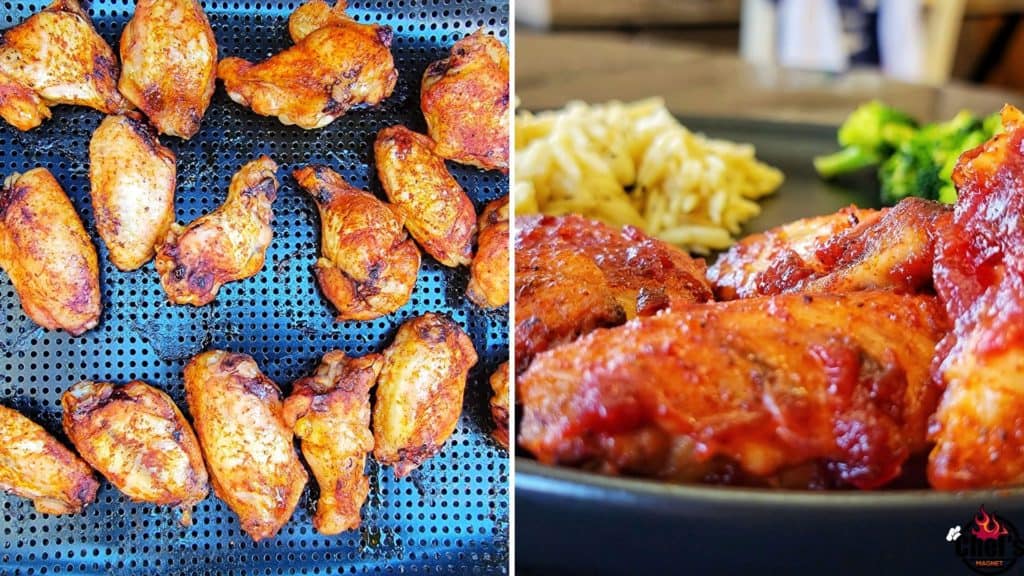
[708,198,949,300]
[515,214,711,371]
[154,156,278,306]
[374,125,476,267]
[89,113,176,271]
[184,350,307,541]
[489,362,509,450]
[218,0,396,129]
[0,0,128,131]
[373,313,478,477]
[421,30,509,172]
[467,195,509,308]
[118,0,217,138]
[0,404,98,515]
[61,380,208,525]
[282,350,382,535]
[929,105,1024,490]
[518,292,948,489]
[0,168,101,335]
[293,165,420,320]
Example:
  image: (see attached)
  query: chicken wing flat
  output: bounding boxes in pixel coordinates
[374,125,477,267]
[218,0,396,129]
[154,156,278,306]
[373,313,478,477]
[118,0,217,138]
[709,198,948,300]
[489,361,509,450]
[61,380,208,525]
[282,350,382,535]
[928,105,1024,490]
[518,292,948,489]
[0,404,98,515]
[467,195,509,308]
[89,113,176,271]
[515,214,711,371]
[185,350,307,541]
[0,168,101,335]
[0,0,128,131]
[421,30,509,172]
[293,165,420,320]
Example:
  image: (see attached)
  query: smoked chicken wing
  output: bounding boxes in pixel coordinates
[185,350,307,541]
[518,292,948,489]
[421,30,509,172]
[489,362,509,449]
[373,313,478,477]
[118,0,217,138]
[374,125,476,267]
[293,165,420,320]
[467,194,509,308]
[89,113,176,271]
[0,0,128,131]
[282,350,382,535]
[154,156,278,306]
[61,380,208,525]
[708,198,949,300]
[218,0,396,129]
[0,404,98,514]
[0,168,101,335]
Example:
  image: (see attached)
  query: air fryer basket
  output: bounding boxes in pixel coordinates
[0,1,509,574]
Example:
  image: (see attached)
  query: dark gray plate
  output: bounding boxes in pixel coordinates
[515,117,1024,576]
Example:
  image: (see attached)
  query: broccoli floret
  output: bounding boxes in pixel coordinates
[814,100,917,179]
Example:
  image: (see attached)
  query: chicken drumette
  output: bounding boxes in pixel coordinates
[468,195,509,308]
[489,362,509,450]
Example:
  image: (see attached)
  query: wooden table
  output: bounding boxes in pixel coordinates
[516,31,1024,124]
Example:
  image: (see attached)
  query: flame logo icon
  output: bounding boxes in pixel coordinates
[973,506,1010,542]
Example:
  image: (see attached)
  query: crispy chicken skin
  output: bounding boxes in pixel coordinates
[185,350,307,541]
[421,30,509,172]
[218,0,396,130]
[373,313,478,477]
[118,0,217,139]
[709,199,949,300]
[929,105,1024,490]
[374,125,477,267]
[489,362,509,449]
[518,292,948,489]
[0,0,128,131]
[61,380,208,525]
[468,195,509,308]
[515,214,711,371]
[282,351,382,535]
[154,156,278,306]
[0,404,98,515]
[89,113,176,271]
[0,168,101,335]
[293,165,420,320]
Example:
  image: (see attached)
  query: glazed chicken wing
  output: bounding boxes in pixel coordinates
[0,168,101,335]
[293,165,420,320]
[0,0,128,131]
[185,350,307,541]
[61,380,208,525]
[709,198,948,300]
[374,125,477,267]
[0,404,98,515]
[282,350,382,535]
[218,0,396,129]
[373,313,478,477]
[89,113,176,271]
[118,0,217,138]
[928,105,1024,490]
[154,156,278,306]
[467,195,509,308]
[489,362,509,450]
[518,292,948,489]
[421,30,509,172]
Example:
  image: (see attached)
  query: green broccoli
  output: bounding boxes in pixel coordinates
[813,100,917,179]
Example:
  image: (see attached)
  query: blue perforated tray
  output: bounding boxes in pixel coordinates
[0,2,509,574]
